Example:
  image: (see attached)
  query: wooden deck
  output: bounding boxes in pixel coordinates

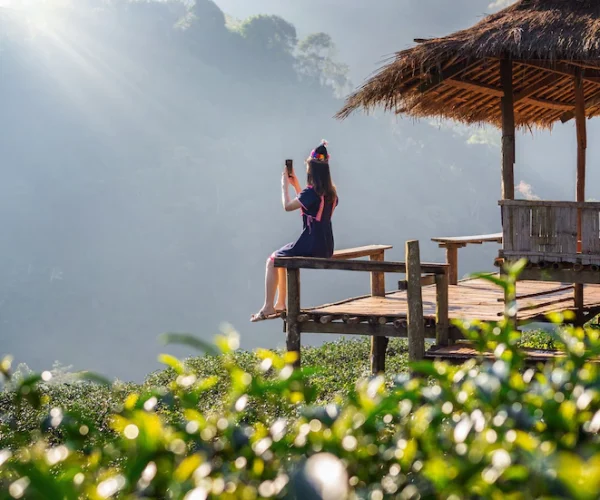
[305,278,600,323]
[425,342,600,364]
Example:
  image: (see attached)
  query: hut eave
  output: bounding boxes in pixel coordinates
[336,0,600,128]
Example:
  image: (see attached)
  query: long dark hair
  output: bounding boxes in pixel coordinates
[307,160,337,205]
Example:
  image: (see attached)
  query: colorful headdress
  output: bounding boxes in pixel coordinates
[309,139,330,163]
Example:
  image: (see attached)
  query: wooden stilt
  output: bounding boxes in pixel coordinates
[500,57,515,201]
[435,271,450,346]
[286,268,301,368]
[370,251,388,374]
[575,69,587,323]
[445,245,459,285]
[406,241,425,363]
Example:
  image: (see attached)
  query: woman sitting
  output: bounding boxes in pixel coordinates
[251,141,339,322]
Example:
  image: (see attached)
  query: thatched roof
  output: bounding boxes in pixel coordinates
[337,0,600,128]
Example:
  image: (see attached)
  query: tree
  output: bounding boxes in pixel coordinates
[239,15,297,55]
[296,32,351,96]
[189,0,226,31]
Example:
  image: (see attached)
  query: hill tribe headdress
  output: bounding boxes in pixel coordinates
[309,139,330,163]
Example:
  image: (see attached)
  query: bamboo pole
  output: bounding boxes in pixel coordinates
[500,57,515,201]
[574,69,587,322]
[406,241,425,363]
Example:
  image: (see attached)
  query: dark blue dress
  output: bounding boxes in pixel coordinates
[272,186,338,259]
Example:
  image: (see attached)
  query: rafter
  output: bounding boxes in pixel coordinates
[561,91,600,122]
[446,77,573,111]
[417,60,482,93]
[518,60,600,85]
[513,73,564,102]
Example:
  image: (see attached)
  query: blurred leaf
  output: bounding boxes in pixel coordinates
[158,354,185,374]
[159,333,220,356]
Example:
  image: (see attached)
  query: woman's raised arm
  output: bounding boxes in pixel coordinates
[281,170,302,212]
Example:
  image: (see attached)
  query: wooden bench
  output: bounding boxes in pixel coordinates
[431,233,502,285]
[333,245,393,261]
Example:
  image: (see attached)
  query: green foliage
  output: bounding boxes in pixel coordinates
[296,33,351,96]
[239,15,297,55]
[1,265,600,498]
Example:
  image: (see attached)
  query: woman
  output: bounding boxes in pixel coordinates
[251,141,338,322]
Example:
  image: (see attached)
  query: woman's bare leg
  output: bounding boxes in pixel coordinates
[251,257,278,320]
[274,267,287,311]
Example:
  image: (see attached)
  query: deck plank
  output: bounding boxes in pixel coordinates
[425,342,600,363]
[305,279,600,322]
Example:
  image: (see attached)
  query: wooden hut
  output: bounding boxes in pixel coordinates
[338,0,600,323]
[275,0,600,373]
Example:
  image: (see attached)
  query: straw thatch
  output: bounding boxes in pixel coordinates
[336,0,600,128]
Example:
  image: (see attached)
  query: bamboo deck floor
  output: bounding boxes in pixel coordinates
[305,278,600,323]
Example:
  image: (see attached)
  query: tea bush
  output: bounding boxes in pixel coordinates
[0,264,599,499]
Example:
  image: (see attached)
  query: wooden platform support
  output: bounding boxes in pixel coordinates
[286,268,301,368]
[276,244,449,373]
[406,240,425,363]
[574,68,587,323]
[370,249,388,375]
[435,271,450,346]
[500,57,515,201]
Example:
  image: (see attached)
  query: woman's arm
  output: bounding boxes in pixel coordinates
[282,171,302,212]
[289,172,302,195]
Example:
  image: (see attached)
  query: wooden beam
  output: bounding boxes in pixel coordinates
[518,60,600,81]
[418,59,481,93]
[300,321,439,339]
[435,272,450,347]
[499,200,600,209]
[516,268,600,285]
[561,92,600,123]
[523,97,573,111]
[446,77,573,112]
[445,244,459,285]
[514,73,564,102]
[286,269,301,368]
[370,251,388,374]
[274,257,448,275]
[333,245,393,260]
[500,58,515,201]
[446,78,503,97]
[575,69,587,321]
[406,241,425,363]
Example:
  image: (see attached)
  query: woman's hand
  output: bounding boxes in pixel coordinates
[287,170,301,193]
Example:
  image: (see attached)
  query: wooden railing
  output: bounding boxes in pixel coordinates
[500,200,600,265]
[274,241,449,373]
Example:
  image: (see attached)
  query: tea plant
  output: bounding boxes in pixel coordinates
[0,263,599,499]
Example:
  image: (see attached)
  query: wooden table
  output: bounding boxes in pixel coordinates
[431,233,502,285]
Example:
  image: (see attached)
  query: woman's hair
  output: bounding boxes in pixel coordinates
[306,141,337,204]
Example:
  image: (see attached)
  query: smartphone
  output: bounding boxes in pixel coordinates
[285,159,293,176]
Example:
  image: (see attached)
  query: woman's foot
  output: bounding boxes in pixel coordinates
[274,302,287,314]
[250,307,279,322]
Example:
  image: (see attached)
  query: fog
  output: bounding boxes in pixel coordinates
[1,0,598,381]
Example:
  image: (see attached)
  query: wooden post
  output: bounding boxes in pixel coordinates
[406,240,425,363]
[500,57,515,201]
[370,251,388,374]
[502,266,517,332]
[445,244,459,285]
[574,69,587,321]
[435,271,449,346]
[286,268,301,368]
